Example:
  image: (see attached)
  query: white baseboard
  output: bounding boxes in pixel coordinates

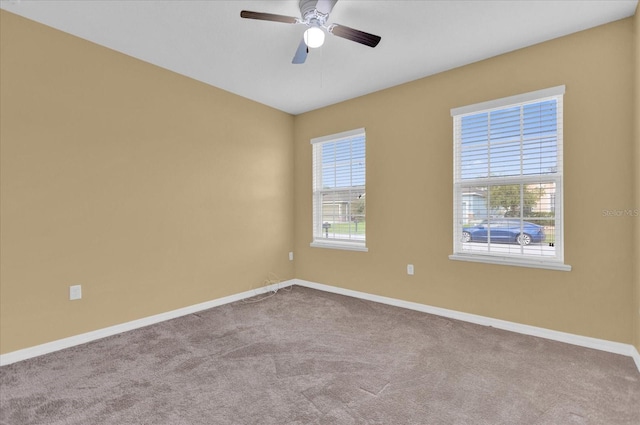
[294,279,640,374]
[632,346,640,372]
[0,280,295,366]
[3,278,639,375]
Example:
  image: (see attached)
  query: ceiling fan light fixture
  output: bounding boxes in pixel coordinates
[240,0,382,64]
[303,26,325,48]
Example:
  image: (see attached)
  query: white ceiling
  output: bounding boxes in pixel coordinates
[1,0,637,115]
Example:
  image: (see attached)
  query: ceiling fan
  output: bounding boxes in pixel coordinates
[240,0,381,64]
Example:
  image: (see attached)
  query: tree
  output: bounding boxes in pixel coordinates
[351,195,366,232]
[489,184,544,217]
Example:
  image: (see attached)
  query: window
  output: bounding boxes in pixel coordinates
[450,86,570,271]
[311,128,367,251]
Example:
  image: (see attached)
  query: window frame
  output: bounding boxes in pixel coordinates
[449,86,571,271]
[310,128,368,252]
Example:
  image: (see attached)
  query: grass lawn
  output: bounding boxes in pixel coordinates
[543,227,556,244]
[327,222,366,235]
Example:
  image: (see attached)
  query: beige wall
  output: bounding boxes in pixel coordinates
[0,11,295,354]
[634,7,640,353]
[1,9,638,356]
[294,17,637,344]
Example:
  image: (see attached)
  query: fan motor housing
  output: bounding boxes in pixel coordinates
[299,0,328,25]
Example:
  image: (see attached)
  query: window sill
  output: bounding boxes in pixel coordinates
[311,241,368,252]
[449,254,571,271]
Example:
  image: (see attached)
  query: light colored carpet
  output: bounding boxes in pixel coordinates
[1,285,639,424]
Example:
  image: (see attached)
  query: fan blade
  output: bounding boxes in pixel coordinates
[329,24,381,48]
[292,38,308,64]
[240,10,298,24]
[315,0,338,15]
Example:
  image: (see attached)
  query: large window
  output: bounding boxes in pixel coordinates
[311,128,367,251]
[450,86,570,271]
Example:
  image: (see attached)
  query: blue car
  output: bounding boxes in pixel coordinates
[462,219,545,245]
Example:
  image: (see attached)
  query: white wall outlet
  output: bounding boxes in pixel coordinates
[289,252,294,261]
[407,264,414,275]
[69,285,82,300]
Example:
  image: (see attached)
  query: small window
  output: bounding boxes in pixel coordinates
[450,86,570,271]
[311,128,367,251]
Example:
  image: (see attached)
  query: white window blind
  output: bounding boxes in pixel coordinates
[311,128,367,251]
[450,86,570,271]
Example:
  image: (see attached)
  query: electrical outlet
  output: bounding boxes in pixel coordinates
[289,252,294,261]
[407,264,414,275]
[69,285,82,300]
